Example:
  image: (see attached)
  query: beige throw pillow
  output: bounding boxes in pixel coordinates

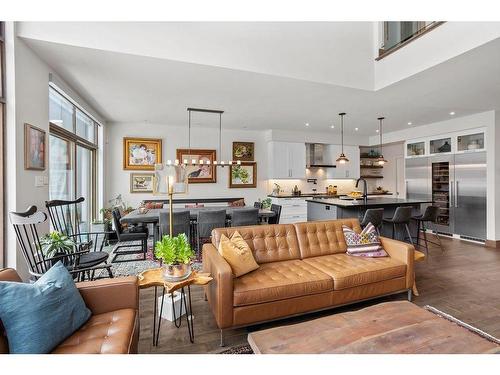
[218,231,259,277]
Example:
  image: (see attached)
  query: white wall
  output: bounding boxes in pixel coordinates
[105,122,270,208]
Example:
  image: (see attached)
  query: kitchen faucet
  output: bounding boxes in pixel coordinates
[356,177,368,204]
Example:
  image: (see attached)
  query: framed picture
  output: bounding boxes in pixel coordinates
[123,137,162,170]
[24,123,46,170]
[176,149,217,183]
[229,162,257,188]
[130,173,154,193]
[232,141,255,161]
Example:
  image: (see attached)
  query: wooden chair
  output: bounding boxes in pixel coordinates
[9,206,113,281]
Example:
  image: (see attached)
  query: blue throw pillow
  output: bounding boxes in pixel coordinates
[0,261,91,353]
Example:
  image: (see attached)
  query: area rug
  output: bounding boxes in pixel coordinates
[221,304,500,354]
[96,240,202,278]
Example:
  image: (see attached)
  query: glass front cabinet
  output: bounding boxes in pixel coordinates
[406,129,485,158]
[406,141,426,157]
[457,132,485,152]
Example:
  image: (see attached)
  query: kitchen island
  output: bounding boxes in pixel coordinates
[307,197,433,238]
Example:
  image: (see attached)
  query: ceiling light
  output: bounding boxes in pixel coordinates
[305,123,309,127]
[336,113,349,164]
[376,129,379,133]
[377,117,388,166]
[355,127,359,131]
[330,125,335,129]
[407,122,412,125]
[449,111,455,116]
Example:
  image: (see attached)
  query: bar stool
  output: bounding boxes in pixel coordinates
[383,206,414,245]
[412,205,444,257]
[360,208,384,236]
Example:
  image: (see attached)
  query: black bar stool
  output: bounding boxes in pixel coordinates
[383,206,414,245]
[412,205,444,257]
[360,208,384,236]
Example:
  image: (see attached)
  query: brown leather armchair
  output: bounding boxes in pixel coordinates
[0,268,139,354]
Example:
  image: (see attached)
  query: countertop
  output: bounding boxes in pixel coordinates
[268,192,392,199]
[305,197,432,208]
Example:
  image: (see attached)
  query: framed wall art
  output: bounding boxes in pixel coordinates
[229,162,257,188]
[176,149,217,183]
[130,173,154,193]
[123,137,162,170]
[232,141,255,161]
[24,123,46,170]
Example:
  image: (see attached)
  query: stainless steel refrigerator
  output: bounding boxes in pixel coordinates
[405,151,486,241]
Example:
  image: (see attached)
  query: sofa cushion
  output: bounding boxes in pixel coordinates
[52,308,136,354]
[0,262,91,353]
[303,253,406,290]
[212,224,301,264]
[233,260,333,306]
[294,219,362,259]
[343,223,388,257]
[218,232,260,277]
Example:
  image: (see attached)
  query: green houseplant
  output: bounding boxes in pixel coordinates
[155,233,195,281]
[39,231,76,265]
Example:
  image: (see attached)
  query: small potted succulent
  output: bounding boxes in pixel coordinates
[154,233,195,281]
[39,231,76,265]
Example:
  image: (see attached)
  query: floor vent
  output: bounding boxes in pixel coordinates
[460,235,485,243]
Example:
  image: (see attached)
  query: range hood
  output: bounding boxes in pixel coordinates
[306,143,337,168]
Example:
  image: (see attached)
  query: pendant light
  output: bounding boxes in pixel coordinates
[336,112,349,164]
[377,117,388,166]
[169,107,241,167]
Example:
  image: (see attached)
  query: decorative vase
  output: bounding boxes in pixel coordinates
[163,263,191,281]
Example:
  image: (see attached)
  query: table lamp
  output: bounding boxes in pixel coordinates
[153,162,188,237]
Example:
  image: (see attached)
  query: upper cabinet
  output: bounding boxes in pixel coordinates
[405,128,485,158]
[267,141,306,179]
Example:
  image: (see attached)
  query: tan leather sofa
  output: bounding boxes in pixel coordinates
[203,219,414,345]
[0,268,139,354]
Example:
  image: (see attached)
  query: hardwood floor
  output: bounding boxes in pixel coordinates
[138,237,500,353]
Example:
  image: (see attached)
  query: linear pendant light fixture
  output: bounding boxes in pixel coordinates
[336,112,349,164]
[377,117,388,166]
[166,107,241,167]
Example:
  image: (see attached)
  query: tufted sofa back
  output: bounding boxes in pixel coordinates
[293,219,362,259]
[211,224,301,264]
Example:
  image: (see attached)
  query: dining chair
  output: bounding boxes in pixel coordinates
[231,208,260,227]
[111,208,148,263]
[159,210,191,240]
[253,201,263,209]
[383,206,414,245]
[9,205,113,281]
[267,204,282,224]
[196,210,227,254]
[360,208,384,236]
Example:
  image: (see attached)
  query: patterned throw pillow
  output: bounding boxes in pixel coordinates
[229,199,245,207]
[342,222,388,257]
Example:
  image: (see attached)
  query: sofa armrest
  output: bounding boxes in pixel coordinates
[380,236,415,289]
[202,243,234,329]
[76,276,139,315]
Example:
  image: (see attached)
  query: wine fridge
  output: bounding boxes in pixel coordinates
[430,156,454,234]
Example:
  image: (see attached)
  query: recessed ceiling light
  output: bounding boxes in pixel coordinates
[376,129,379,133]
[355,127,359,131]
[407,122,412,125]
[305,123,309,127]
[449,111,455,116]
[330,125,335,129]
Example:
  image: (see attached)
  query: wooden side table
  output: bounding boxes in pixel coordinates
[412,250,426,297]
[138,268,212,346]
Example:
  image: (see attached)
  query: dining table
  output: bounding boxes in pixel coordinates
[120,206,276,244]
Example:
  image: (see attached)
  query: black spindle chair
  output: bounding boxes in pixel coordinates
[45,197,114,275]
[9,206,113,281]
[267,204,282,224]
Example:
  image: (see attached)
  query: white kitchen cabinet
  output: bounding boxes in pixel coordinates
[270,197,307,223]
[326,145,360,179]
[267,141,306,179]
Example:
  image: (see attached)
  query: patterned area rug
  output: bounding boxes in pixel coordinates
[219,345,254,354]
[97,240,202,278]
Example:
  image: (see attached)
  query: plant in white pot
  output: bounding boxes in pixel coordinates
[155,233,195,281]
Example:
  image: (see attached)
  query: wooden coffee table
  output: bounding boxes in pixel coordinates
[248,301,500,354]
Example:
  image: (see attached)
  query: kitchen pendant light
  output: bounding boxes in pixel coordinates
[173,107,241,168]
[336,112,349,164]
[377,117,388,166]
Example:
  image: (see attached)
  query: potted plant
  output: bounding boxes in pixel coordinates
[39,231,76,265]
[154,233,195,281]
[260,197,272,209]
